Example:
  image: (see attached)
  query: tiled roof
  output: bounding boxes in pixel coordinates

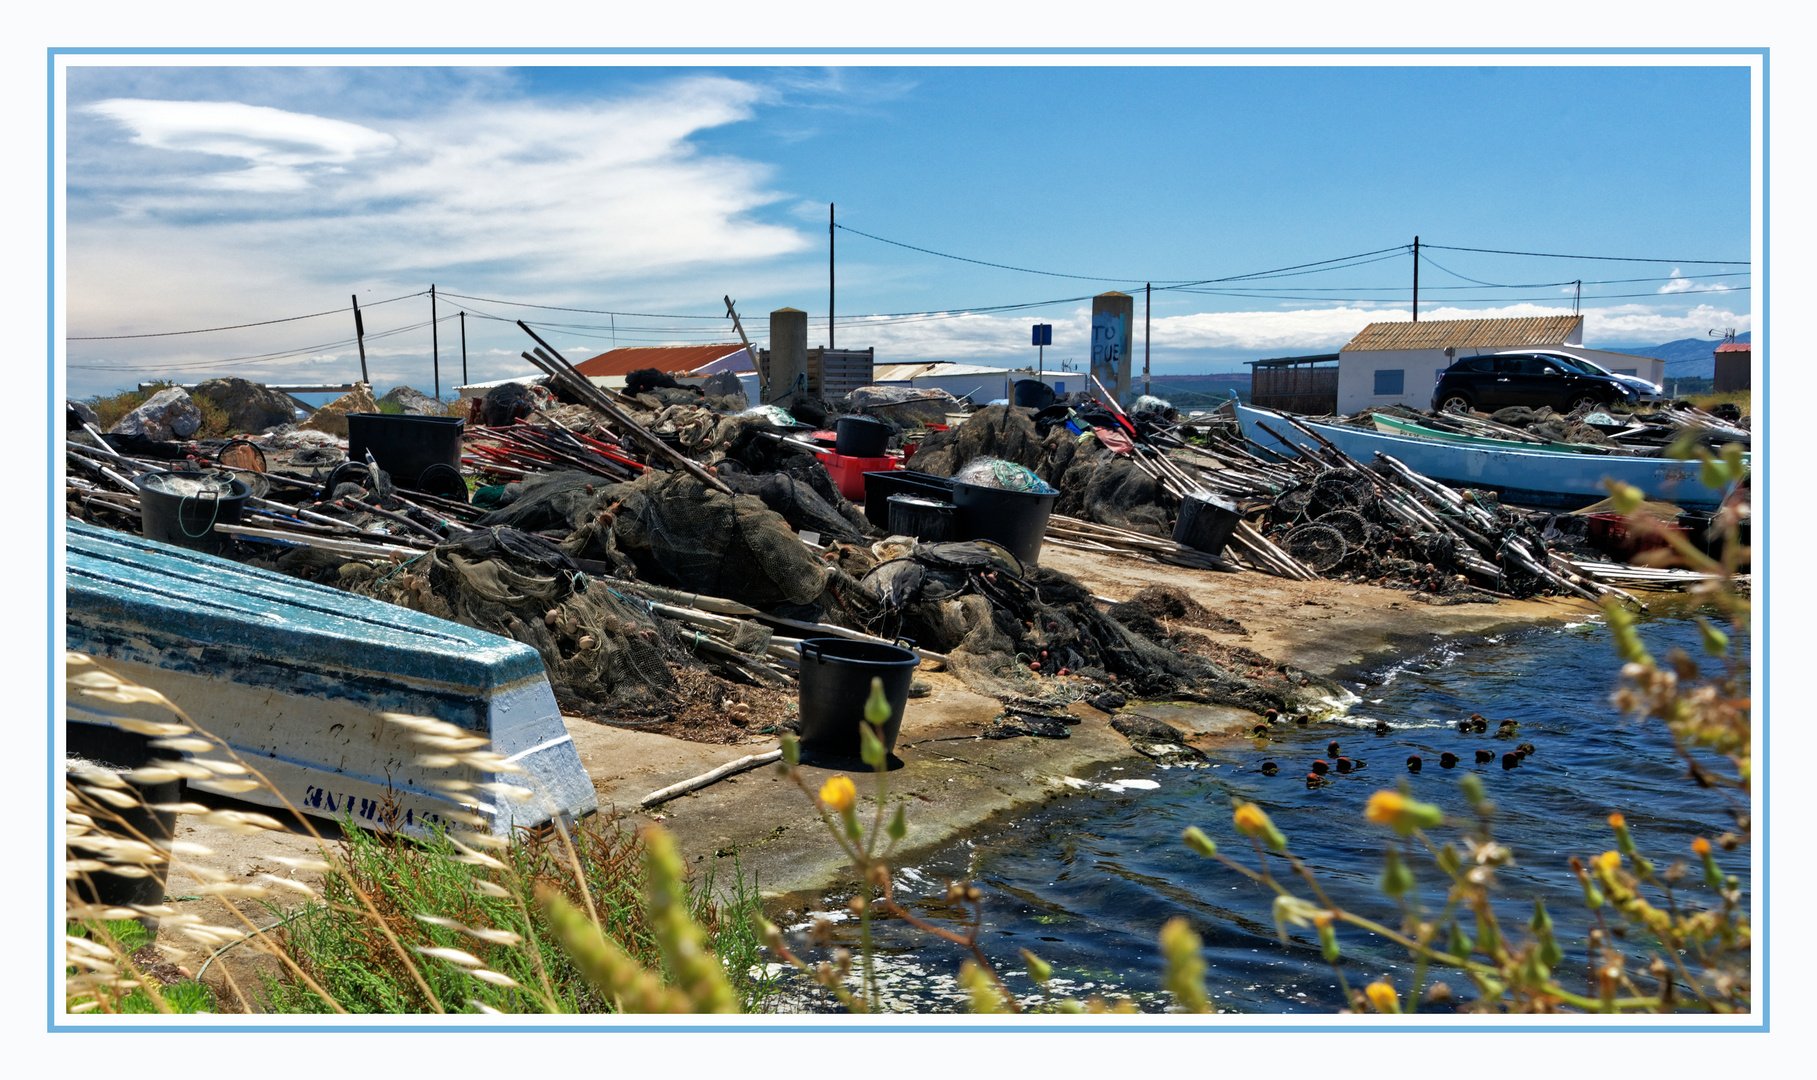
[572,344,753,377]
[1341,316,1584,353]
[1716,342,1751,353]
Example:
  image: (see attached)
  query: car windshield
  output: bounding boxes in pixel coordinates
[1546,354,1610,376]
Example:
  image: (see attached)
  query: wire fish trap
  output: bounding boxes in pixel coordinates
[1271,483,1315,522]
[1282,522,1349,572]
[1315,508,1372,547]
[1309,470,1371,515]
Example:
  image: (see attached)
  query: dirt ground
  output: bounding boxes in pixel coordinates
[125,540,1599,1000]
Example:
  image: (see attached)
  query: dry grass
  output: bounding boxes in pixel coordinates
[1684,390,1751,417]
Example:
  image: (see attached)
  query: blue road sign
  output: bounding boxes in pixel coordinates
[1032,323,1053,346]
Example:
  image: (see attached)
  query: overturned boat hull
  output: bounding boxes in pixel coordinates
[65,521,597,837]
[1237,404,1730,510]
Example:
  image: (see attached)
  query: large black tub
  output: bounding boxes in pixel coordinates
[951,479,1057,568]
[347,413,465,491]
[796,637,918,766]
[862,469,955,530]
[135,471,249,555]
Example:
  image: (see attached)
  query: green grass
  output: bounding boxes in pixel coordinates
[260,814,776,1014]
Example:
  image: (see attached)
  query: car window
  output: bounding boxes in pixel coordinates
[1516,356,1557,376]
[1456,356,1496,373]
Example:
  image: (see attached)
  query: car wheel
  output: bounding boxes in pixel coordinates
[1566,393,1603,413]
[1437,393,1474,413]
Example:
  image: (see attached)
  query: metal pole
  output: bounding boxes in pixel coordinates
[351,294,368,384]
[460,311,467,385]
[1144,282,1151,398]
[829,203,836,350]
[430,284,440,399]
[1412,237,1420,323]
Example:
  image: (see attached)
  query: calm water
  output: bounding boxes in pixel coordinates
[773,604,1751,1013]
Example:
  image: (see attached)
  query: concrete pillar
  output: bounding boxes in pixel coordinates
[767,307,809,406]
[1091,291,1134,407]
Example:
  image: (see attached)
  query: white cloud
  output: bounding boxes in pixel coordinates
[85,99,398,190]
[68,77,811,349]
[1657,267,1730,295]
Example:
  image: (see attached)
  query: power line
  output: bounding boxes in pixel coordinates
[1422,243,1747,265]
[433,290,727,319]
[834,223,1187,284]
[67,289,426,340]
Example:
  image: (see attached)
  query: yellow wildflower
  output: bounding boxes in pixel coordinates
[1691,837,1712,856]
[1595,850,1622,873]
[819,775,857,814]
[1364,790,1444,835]
[1364,980,1400,1013]
[1232,802,1287,851]
[1607,812,1625,829]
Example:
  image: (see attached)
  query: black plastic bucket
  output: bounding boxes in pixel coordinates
[835,415,891,458]
[135,471,249,555]
[951,480,1057,568]
[862,469,955,529]
[887,495,959,542]
[1013,379,1056,409]
[66,721,179,925]
[797,637,919,761]
[346,413,464,491]
[1173,491,1242,556]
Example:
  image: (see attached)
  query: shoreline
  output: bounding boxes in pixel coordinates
[573,544,1600,901]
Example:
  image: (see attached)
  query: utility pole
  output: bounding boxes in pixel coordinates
[430,284,440,399]
[829,203,836,350]
[351,294,369,384]
[459,311,468,385]
[1412,237,1420,323]
[1144,282,1151,398]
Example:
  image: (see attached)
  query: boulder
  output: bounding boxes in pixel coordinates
[298,383,377,438]
[109,387,201,442]
[67,399,97,428]
[192,377,298,433]
[380,385,446,416]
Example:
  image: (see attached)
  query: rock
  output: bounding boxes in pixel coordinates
[380,385,446,416]
[298,383,377,438]
[192,377,298,433]
[1110,714,1182,741]
[109,387,201,441]
[67,399,97,428]
[982,714,1071,740]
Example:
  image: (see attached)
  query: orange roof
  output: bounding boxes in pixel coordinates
[572,343,752,377]
[1341,315,1584,353]
[1716,342,1751,353]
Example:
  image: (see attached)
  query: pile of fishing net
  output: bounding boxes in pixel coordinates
[908,405,1176,538]
[1260,465,1539,601]
[477,468,833,612]
[834,537,1337,711]
[347,526,706,717]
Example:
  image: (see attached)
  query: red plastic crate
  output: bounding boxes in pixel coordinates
[823,451,898,502]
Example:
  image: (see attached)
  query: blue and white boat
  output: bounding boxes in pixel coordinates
[1236,404,1734,510]
[65,521,597,837]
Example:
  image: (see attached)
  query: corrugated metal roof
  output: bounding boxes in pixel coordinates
[1340,316,1584,353]
[1716,342,1751,353]
[872,362,1015,381]
[572,344,752,377]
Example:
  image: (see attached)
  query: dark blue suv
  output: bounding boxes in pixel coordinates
[1431,351,1640,413]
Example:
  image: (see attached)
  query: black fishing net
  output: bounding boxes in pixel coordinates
[907,405,1048,478]
[348,526,700,716]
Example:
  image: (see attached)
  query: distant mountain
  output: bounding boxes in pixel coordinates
[1597,332,1748,378]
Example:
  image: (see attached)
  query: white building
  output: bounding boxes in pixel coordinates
[1335,316,1666,414]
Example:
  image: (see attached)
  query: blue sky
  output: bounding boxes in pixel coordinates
[62,60,1753,399]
